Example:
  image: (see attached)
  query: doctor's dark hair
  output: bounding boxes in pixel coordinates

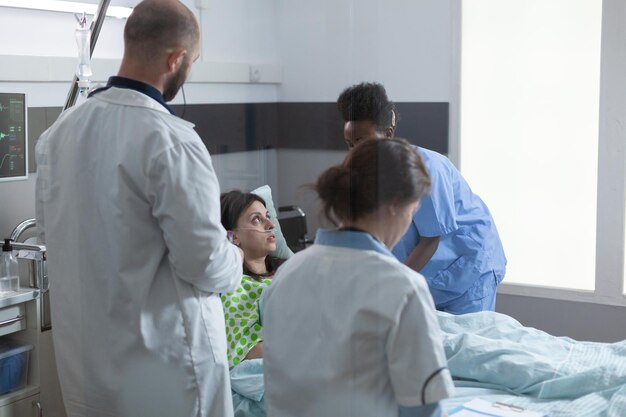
[220,190,285,280]
[315,139,431,225]
[124,0,200,60]
[337,82,399,132]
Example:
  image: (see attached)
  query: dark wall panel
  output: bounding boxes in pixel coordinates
[276,103,345,150]
[274,102,448,153]
[178,102,449,154]
[171,103,279,154]
[28,102,449,162]
[394,102,449,154]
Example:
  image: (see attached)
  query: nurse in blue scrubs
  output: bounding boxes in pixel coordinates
[337,82,507,314]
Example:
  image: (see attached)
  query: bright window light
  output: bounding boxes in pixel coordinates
[0,0,133,19]
[460,0,602,290]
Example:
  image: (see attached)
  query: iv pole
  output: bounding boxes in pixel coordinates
[62,0,112,111]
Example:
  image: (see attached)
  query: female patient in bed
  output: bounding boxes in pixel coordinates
[220,190,285,367]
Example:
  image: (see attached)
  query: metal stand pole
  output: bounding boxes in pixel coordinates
[62,0,112,111]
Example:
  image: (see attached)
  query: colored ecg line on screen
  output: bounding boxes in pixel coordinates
[0,132,17,142]
[0,154,17,170]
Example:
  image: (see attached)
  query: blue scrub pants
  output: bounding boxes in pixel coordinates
[434,270,501,315]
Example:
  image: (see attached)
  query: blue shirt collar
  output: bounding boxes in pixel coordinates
[88,76,176,116]
[314,229,394,258]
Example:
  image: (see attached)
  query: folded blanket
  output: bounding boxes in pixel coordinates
[230,359,266,417]
[438,311,626,401]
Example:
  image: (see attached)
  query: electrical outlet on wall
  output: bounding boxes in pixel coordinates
[249,66,262,83]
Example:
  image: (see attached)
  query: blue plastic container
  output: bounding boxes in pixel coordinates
[0,341,32,395]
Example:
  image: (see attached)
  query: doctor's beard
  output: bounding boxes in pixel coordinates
[163,64,187,102]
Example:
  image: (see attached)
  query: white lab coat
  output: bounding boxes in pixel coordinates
[35,87,242,417]
[262,230,454,417]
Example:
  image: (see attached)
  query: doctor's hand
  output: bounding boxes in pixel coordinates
[227,231,245,261]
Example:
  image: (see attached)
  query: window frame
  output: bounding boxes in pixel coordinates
[449,0,626,307]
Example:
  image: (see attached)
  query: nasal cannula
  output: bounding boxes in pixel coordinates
[227,228,274,243]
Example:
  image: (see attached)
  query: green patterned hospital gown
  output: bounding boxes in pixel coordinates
[221,275,272,367]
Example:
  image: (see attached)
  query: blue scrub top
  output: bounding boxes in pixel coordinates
[392,147,507,307]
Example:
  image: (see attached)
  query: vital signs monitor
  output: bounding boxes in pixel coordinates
[0,93,27,181]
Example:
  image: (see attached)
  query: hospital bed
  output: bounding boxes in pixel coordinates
[230,311,626,417]
[237,187,626,416]
[439,311,626,416]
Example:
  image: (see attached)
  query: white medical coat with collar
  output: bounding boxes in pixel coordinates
[263,231,454,417]
[35,87,242,417]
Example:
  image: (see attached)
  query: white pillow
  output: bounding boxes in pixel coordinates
[251,185,294,260]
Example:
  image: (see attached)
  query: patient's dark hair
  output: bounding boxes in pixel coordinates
[336,82,399,132]
[220,190,284,280]
[220,191,266,231]
[316,138,431,225]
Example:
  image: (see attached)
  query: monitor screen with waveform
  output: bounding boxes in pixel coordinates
[0,93,27,181]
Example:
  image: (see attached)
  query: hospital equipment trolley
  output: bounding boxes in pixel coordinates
[0,219,50,416]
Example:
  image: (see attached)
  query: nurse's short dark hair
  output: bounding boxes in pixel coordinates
[337,82,399,132]
[316,138,431,225]
[124,0,200,60]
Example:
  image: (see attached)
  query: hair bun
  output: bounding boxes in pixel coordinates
[315,165,352,222]
[315,138,431,226]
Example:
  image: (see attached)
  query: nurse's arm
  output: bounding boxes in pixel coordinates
[405,236,440,272]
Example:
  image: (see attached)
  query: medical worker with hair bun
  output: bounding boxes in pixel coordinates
[262,138,454,417]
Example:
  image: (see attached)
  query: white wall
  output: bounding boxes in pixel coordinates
[0,0,453,238]
[276,149,346,235]
[275,0,451,102]
[274,0,452,234]
[0,0,280,106]
[199,0,279,65]
[0,0,280,238]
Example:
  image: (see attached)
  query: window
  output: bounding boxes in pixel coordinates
[459,0,602,291]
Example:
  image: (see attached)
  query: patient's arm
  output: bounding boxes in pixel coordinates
[405,236,440,272]
[245,341,264,360]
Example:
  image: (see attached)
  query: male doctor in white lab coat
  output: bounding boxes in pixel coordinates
[35,1,243,416]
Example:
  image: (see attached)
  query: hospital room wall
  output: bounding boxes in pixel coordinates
[0,0,281,238]
[273,0,452,234]
[2,1,623,343]
[491,0,626,343]
[495,295,625,343]
[272,0,626,343]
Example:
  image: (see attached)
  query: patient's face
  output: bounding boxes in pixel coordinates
[235,200,277,259]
